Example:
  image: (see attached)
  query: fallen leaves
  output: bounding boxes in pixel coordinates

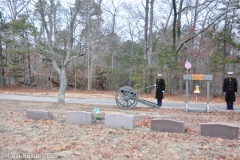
[135,118,150,127]
[185,127,198,134]
[0,88,240,159]
[199,145,207,150]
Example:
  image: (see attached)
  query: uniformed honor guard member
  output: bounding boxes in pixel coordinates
[222,72,238,110]
[154,74,165,106]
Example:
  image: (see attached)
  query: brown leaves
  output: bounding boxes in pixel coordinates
[1,88,240,159]
[24,119,35,124]
[199,145,207,150]
[108,129,118,134]
[135,118,150,127]
[185,127,198,134]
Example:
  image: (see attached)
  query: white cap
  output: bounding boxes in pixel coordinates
[158,74,162,77]
[227,72,234,75]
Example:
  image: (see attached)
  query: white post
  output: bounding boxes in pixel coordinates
[206,81,210,112]
[185,80,189,112]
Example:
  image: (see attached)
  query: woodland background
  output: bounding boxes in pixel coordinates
[0,0,239,100]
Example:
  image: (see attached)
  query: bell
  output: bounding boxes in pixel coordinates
[194,85,201,94]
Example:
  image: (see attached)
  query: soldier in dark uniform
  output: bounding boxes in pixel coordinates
[154,74,165,106]
[222,72,238,110]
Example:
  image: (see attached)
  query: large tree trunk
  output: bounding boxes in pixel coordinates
[27,53,33,86]
[172,0,177,51]
[87,50,93,90]
[169,0,177,94]
[142,0,149,91]
[0,35,6,87]
[177,0,183,41]
[58,67,67,103]
[148,0,154,65]
[222,7,229,80]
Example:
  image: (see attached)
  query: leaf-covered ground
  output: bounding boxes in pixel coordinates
[0,87,240,159]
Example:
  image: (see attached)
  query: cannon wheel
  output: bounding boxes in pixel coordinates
[115,86,139,110]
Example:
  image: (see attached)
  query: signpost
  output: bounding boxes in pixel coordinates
[183,74,212,112]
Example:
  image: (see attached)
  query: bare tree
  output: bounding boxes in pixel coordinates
[35,0,85,103]
[78,0,103,90]
[3,0,31,20]
[102,0,119,90]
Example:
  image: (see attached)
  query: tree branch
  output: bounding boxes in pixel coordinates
[177,10,230,53]
[64,53,86,66]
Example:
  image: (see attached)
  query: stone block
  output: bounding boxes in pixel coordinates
[27,109,50,120]
[66,111,94,125]
[151,119,185,133]
[105,113,135,130]
[200,123,238,139]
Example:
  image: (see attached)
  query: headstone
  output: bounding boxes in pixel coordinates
[105,113,135,130]
[151,119,185,133]
[27,109,50,120]
[66,111,94,125]
[200,123,238,139]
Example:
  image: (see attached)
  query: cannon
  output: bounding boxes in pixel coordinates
[115,86,160,110]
